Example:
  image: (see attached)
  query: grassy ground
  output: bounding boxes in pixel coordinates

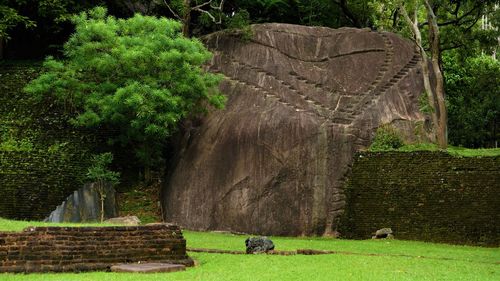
[0,219,499,280]
[395,143,500,157]
[116,187,161,224]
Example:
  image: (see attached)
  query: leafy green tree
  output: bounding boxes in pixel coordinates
[444,53,499,148]
[369,0,499,59]
[366,0,499,149]
[0,2,34,39]
[25,7,225,177]
[398,0,448,148]
[0,1,34,58]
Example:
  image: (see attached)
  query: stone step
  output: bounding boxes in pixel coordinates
[110,263,186,273]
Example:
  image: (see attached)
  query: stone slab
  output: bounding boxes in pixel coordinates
[110,263,186,273]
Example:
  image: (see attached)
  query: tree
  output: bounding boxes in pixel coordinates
[226,0,376,29]
[370,0,499,148]
[399,0,448,149]
[25,7,225,178]
[162,0,226,36]
[0,0,104,59]
[0,1,35,58]
[444,53,499,148]
[86,153,120,222]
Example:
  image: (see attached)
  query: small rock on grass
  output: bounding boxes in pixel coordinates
[105,215,141,225]
[372,228,394,239]
[245,237,275,254]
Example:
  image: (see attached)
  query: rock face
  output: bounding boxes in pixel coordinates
[45,182,117,223]
[162,23,430,236]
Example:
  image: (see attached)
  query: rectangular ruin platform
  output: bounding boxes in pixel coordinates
[0,224,193,273]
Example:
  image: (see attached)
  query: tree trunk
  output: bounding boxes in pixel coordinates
[100,194,105,222]
[424,0,448,149]
[99,180,105,223]
[400,2,447,149]
[144,166,153,183]
[0,37,4,60]
[182,0,191,37]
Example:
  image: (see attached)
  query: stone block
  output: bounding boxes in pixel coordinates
[110,263,186,273]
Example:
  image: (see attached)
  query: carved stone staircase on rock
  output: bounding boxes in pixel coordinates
[162,24,430,236]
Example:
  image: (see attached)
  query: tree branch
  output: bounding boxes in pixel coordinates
[332,0,362,28]
[192,0,213,10]
[418,2,482,28]
[192,0,225,24]
[392,8,399,29]
[163,0,182,21]
[439,42,465,52]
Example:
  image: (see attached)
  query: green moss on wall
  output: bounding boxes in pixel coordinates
[0,151,92,219]
[339,151,500,246]
[0,62,98,219]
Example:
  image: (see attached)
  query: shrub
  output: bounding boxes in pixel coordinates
[369,125,404,151]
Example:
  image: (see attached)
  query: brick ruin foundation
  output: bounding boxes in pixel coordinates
[0,224,193,273]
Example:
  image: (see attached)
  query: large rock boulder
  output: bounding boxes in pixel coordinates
[45,182,117,223]
[162,23,430,236]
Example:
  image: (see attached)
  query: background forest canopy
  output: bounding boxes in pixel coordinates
[1,0,499,149]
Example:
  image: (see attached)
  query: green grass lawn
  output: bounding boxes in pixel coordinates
[1,218,499,280]
[396,143,500,157]
[369,142,500,157]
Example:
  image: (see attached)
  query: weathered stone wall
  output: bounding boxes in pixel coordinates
[0,224,193,273]
[339,152,500,246]
[162,24,430,236]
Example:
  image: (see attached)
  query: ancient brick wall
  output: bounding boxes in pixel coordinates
[0,224,193,273]
[0,63,125,220]
[339,151,500,246]
[0,151,90,220]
